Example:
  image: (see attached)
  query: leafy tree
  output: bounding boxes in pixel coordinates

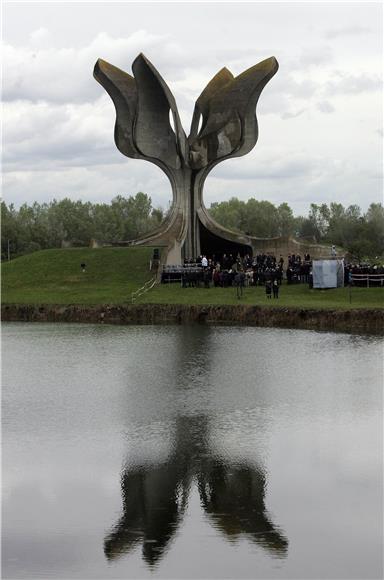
[277,202,295,236]
[110,192,158,239]
[209,198,245,232]
[243,199,279,237]
[48,198,94,244]
[1,202,19,260]
[209,198,282,237]
[363,203,384,257]
[150,207,164,226]
[295,216,318,240]
[306,203,330,241]
[90,203,118,242]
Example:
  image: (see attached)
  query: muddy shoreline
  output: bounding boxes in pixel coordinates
[2,303,383,334]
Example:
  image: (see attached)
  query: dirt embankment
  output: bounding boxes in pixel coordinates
[2,303,383,334]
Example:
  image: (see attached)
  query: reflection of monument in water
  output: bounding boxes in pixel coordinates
[104,327,288,566]
[104,415,288,566]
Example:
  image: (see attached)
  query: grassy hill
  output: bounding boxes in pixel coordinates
[1,247,155,305]
[2,247,383,310]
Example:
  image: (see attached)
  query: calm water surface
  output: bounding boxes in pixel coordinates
[2,323,383,579]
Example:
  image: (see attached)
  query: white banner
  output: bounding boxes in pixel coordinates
[313,260,344,288]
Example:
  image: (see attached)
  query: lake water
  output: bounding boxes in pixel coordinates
[2,323,383,579]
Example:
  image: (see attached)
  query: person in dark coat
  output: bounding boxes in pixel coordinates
[265,280,272,299]
[272,279,279,299]
[234,271,245,299]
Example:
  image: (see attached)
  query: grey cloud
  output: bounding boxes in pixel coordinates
[205,154,382,215]
[281,108,306,120]
[3,161,172,208]
[3,31,327,112]
[325,72,382,95]
[299,46,333,67]
[4,148,381,216]
[275,67,318,99]
[4,32,277,106]
[210,152,343,182]
[221,46,334,74]
[317,100,335,114]
[3,98,117,170]
[204,177,380,217]
[3,30,179,104]
[4,143,117,173]
[4,28,347,139]
[325,26,372,39]
[5,38,324,172]
[256,68,319,118]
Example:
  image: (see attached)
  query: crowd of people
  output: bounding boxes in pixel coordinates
[161,252,384,293]
[183,252,312,287]
[162,252,314,297]
[344,262,384,286]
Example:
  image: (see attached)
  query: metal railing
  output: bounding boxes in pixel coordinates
[350,273,384,287]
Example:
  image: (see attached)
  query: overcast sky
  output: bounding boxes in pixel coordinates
[3,1,383,215]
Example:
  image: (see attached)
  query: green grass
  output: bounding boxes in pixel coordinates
[2,248,383,310]
[139,281,384,310]
[1,247,155,304]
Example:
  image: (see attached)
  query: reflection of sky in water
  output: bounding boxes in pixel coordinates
[2,323,383,579]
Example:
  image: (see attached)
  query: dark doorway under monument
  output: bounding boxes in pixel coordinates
[198,220,252,260]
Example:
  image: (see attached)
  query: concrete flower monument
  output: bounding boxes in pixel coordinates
[94,54,279,262]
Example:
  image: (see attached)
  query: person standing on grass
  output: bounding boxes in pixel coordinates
[234,270,245,299]
[272,279,279,299]
[265,280,272,299]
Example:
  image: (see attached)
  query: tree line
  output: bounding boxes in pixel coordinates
[2,194,383,261]
[209,198,384,259]
[1,193,164,261]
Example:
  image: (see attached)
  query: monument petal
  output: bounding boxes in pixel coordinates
[188,57,279,170]
[132,54,188,171]
[93,59,139,159]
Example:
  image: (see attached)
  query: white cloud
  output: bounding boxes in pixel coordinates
[30,27,53,47]
[3,163,173,209]
[3,30,174,103]
[211,149,349,183]
[3,97,115,169]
